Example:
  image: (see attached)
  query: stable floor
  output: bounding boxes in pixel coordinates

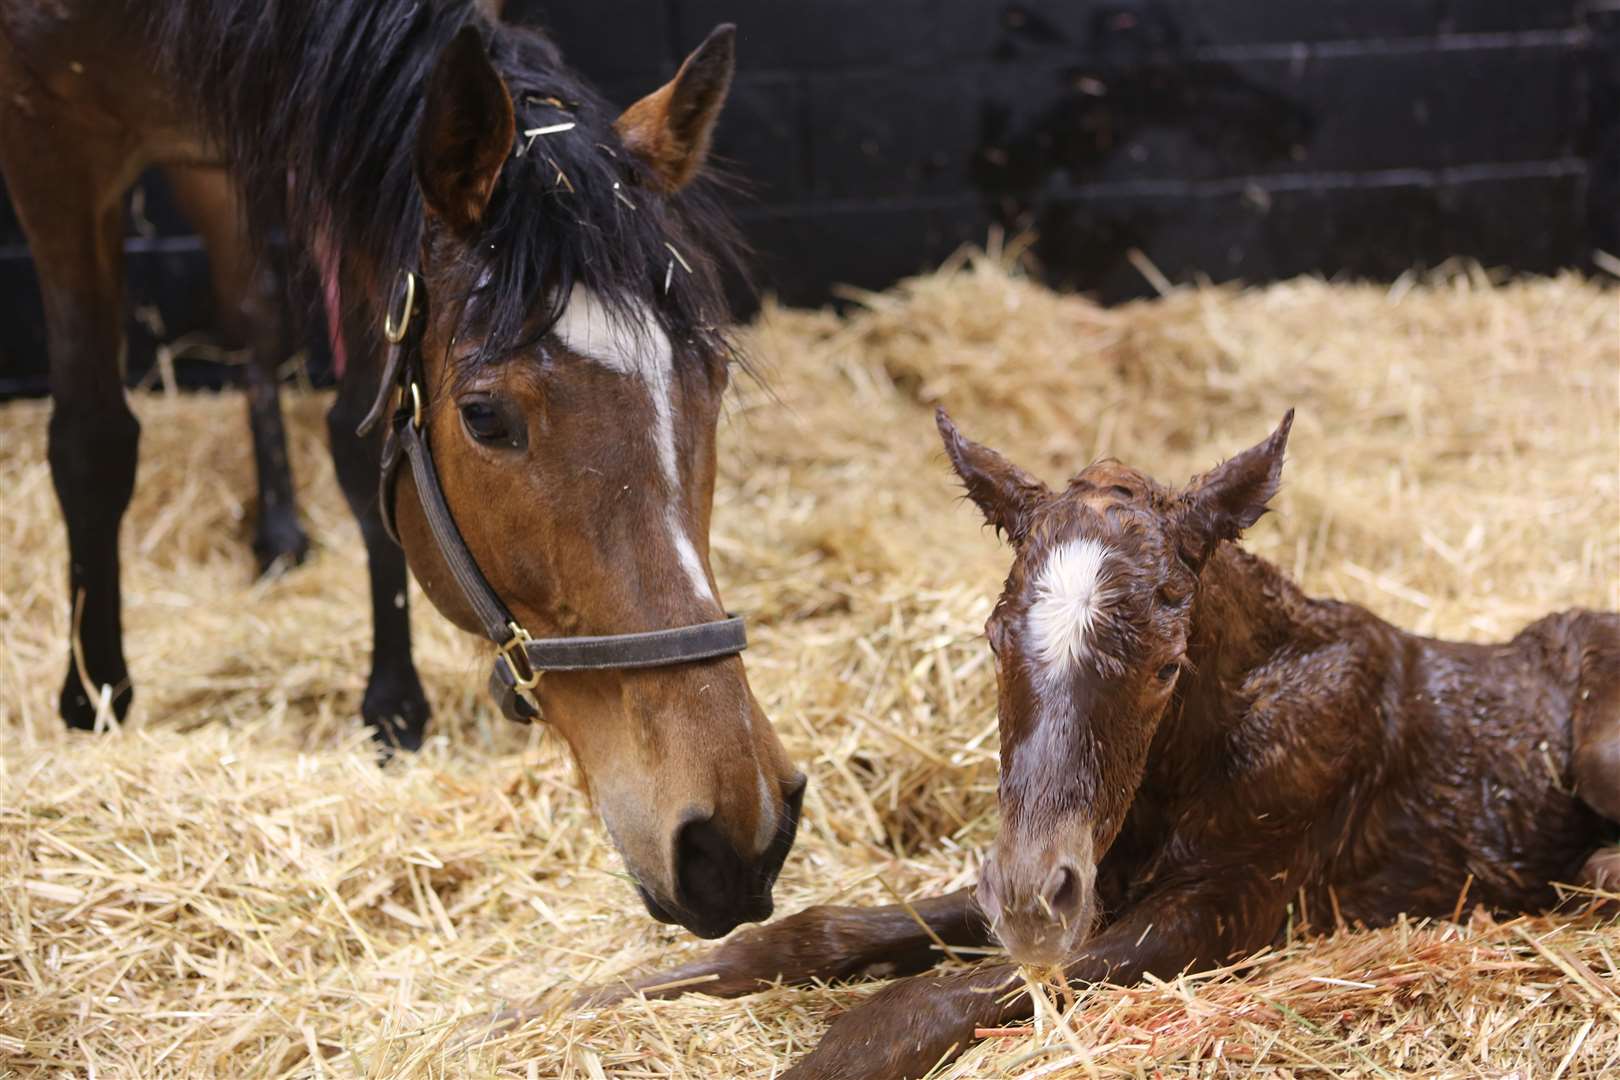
[3,255,1617,1077]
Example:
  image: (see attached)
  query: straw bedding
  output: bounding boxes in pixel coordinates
[2,252,1617,1077]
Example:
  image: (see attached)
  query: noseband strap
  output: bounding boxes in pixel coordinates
[357,269,747,724]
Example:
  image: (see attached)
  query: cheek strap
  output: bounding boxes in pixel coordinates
[357,269,748,725]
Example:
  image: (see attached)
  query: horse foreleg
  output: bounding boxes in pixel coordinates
[2,114,141,729]
[327,313,429,750]
[163,164,310,576]
[782,886,1277,1080]
[580,888,991,1006]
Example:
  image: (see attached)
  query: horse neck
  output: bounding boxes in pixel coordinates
[152,1,496,283]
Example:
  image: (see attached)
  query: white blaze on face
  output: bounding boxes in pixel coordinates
[1005,535,1116,821]
[1027,537,1114,680]
[552,285,717,605]
[753,768,776,855]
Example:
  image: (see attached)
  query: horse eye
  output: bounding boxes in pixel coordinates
[1111,485,1135,499]
[459,401,509,444]
[1157,662,1180,682]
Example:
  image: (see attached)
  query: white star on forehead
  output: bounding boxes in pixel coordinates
[1027,537,1114,677]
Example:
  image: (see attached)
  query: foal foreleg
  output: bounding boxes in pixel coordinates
[782,886,1278,1080]
[581,888,990,1006]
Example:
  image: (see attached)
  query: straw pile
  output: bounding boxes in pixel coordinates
[3,250,1617,1078]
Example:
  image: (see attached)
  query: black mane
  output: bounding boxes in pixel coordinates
[137,0,745,370]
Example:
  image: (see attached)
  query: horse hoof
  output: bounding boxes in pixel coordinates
[1580,847,1620,897]
[362,673,431,754]
[252,514,312,578]
[59,666,133,731]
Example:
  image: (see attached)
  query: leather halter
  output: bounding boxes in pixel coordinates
[356,269,747,724]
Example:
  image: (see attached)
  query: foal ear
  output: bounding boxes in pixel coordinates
[417,25,515,237]
[1174,409,1294,566]
[615,24,736,193]
[936,408,1049,543]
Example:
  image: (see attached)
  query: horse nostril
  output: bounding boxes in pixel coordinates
[783,772,808,811]
[674,811,744,922]
[1041,863,1084,924]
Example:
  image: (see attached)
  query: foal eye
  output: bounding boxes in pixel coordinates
[1156,662,1180,682]
[459,401,509,444]
[1110,485,1135,499]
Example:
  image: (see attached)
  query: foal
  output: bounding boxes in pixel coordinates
[601,409,1619,1079]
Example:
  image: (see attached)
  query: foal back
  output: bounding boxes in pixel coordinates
[1286,602,1619,924]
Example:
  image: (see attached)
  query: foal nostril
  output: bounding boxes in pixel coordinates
[1040,863,1084,926]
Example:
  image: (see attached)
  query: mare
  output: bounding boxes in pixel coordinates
[0,1,804,940]
[598,409,1620,1078]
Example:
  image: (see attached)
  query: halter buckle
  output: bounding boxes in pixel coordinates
[498,622,541,691]
[383,269,417,344]
[409,383,422,429]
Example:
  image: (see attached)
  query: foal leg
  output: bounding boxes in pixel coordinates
[782,885,1276,1080]
[1,120,140,728]
[326,312,430,750]
[581,888,991,1006]
[163,164,310,576]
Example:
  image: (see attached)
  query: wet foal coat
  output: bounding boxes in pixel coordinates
[601,410,1620,1080]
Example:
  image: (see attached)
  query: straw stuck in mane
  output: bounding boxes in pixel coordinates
[136,0,746,370]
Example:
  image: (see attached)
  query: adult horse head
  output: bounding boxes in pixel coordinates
[11,0,800,938]
[377,24,803,938]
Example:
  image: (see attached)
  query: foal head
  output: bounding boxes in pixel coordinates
[937,408,1293,965]
[386,23,801,939]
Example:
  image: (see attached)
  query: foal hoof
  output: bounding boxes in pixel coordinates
[362,672,431,754]
[1580,847,1620,897]
[252,513,312,579]
[59,666,133,731]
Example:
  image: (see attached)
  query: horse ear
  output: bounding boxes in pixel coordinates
[615,24,735,193]
[417,26,515,236]
[936,407,1049,543]
[1174,410,1294,567]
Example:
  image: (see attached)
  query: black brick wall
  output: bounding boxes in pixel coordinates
[1,1,1614,396]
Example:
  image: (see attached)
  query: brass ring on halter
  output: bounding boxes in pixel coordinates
[409,383,423,429]
[499,622,541,691]
[384,269,416,344]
